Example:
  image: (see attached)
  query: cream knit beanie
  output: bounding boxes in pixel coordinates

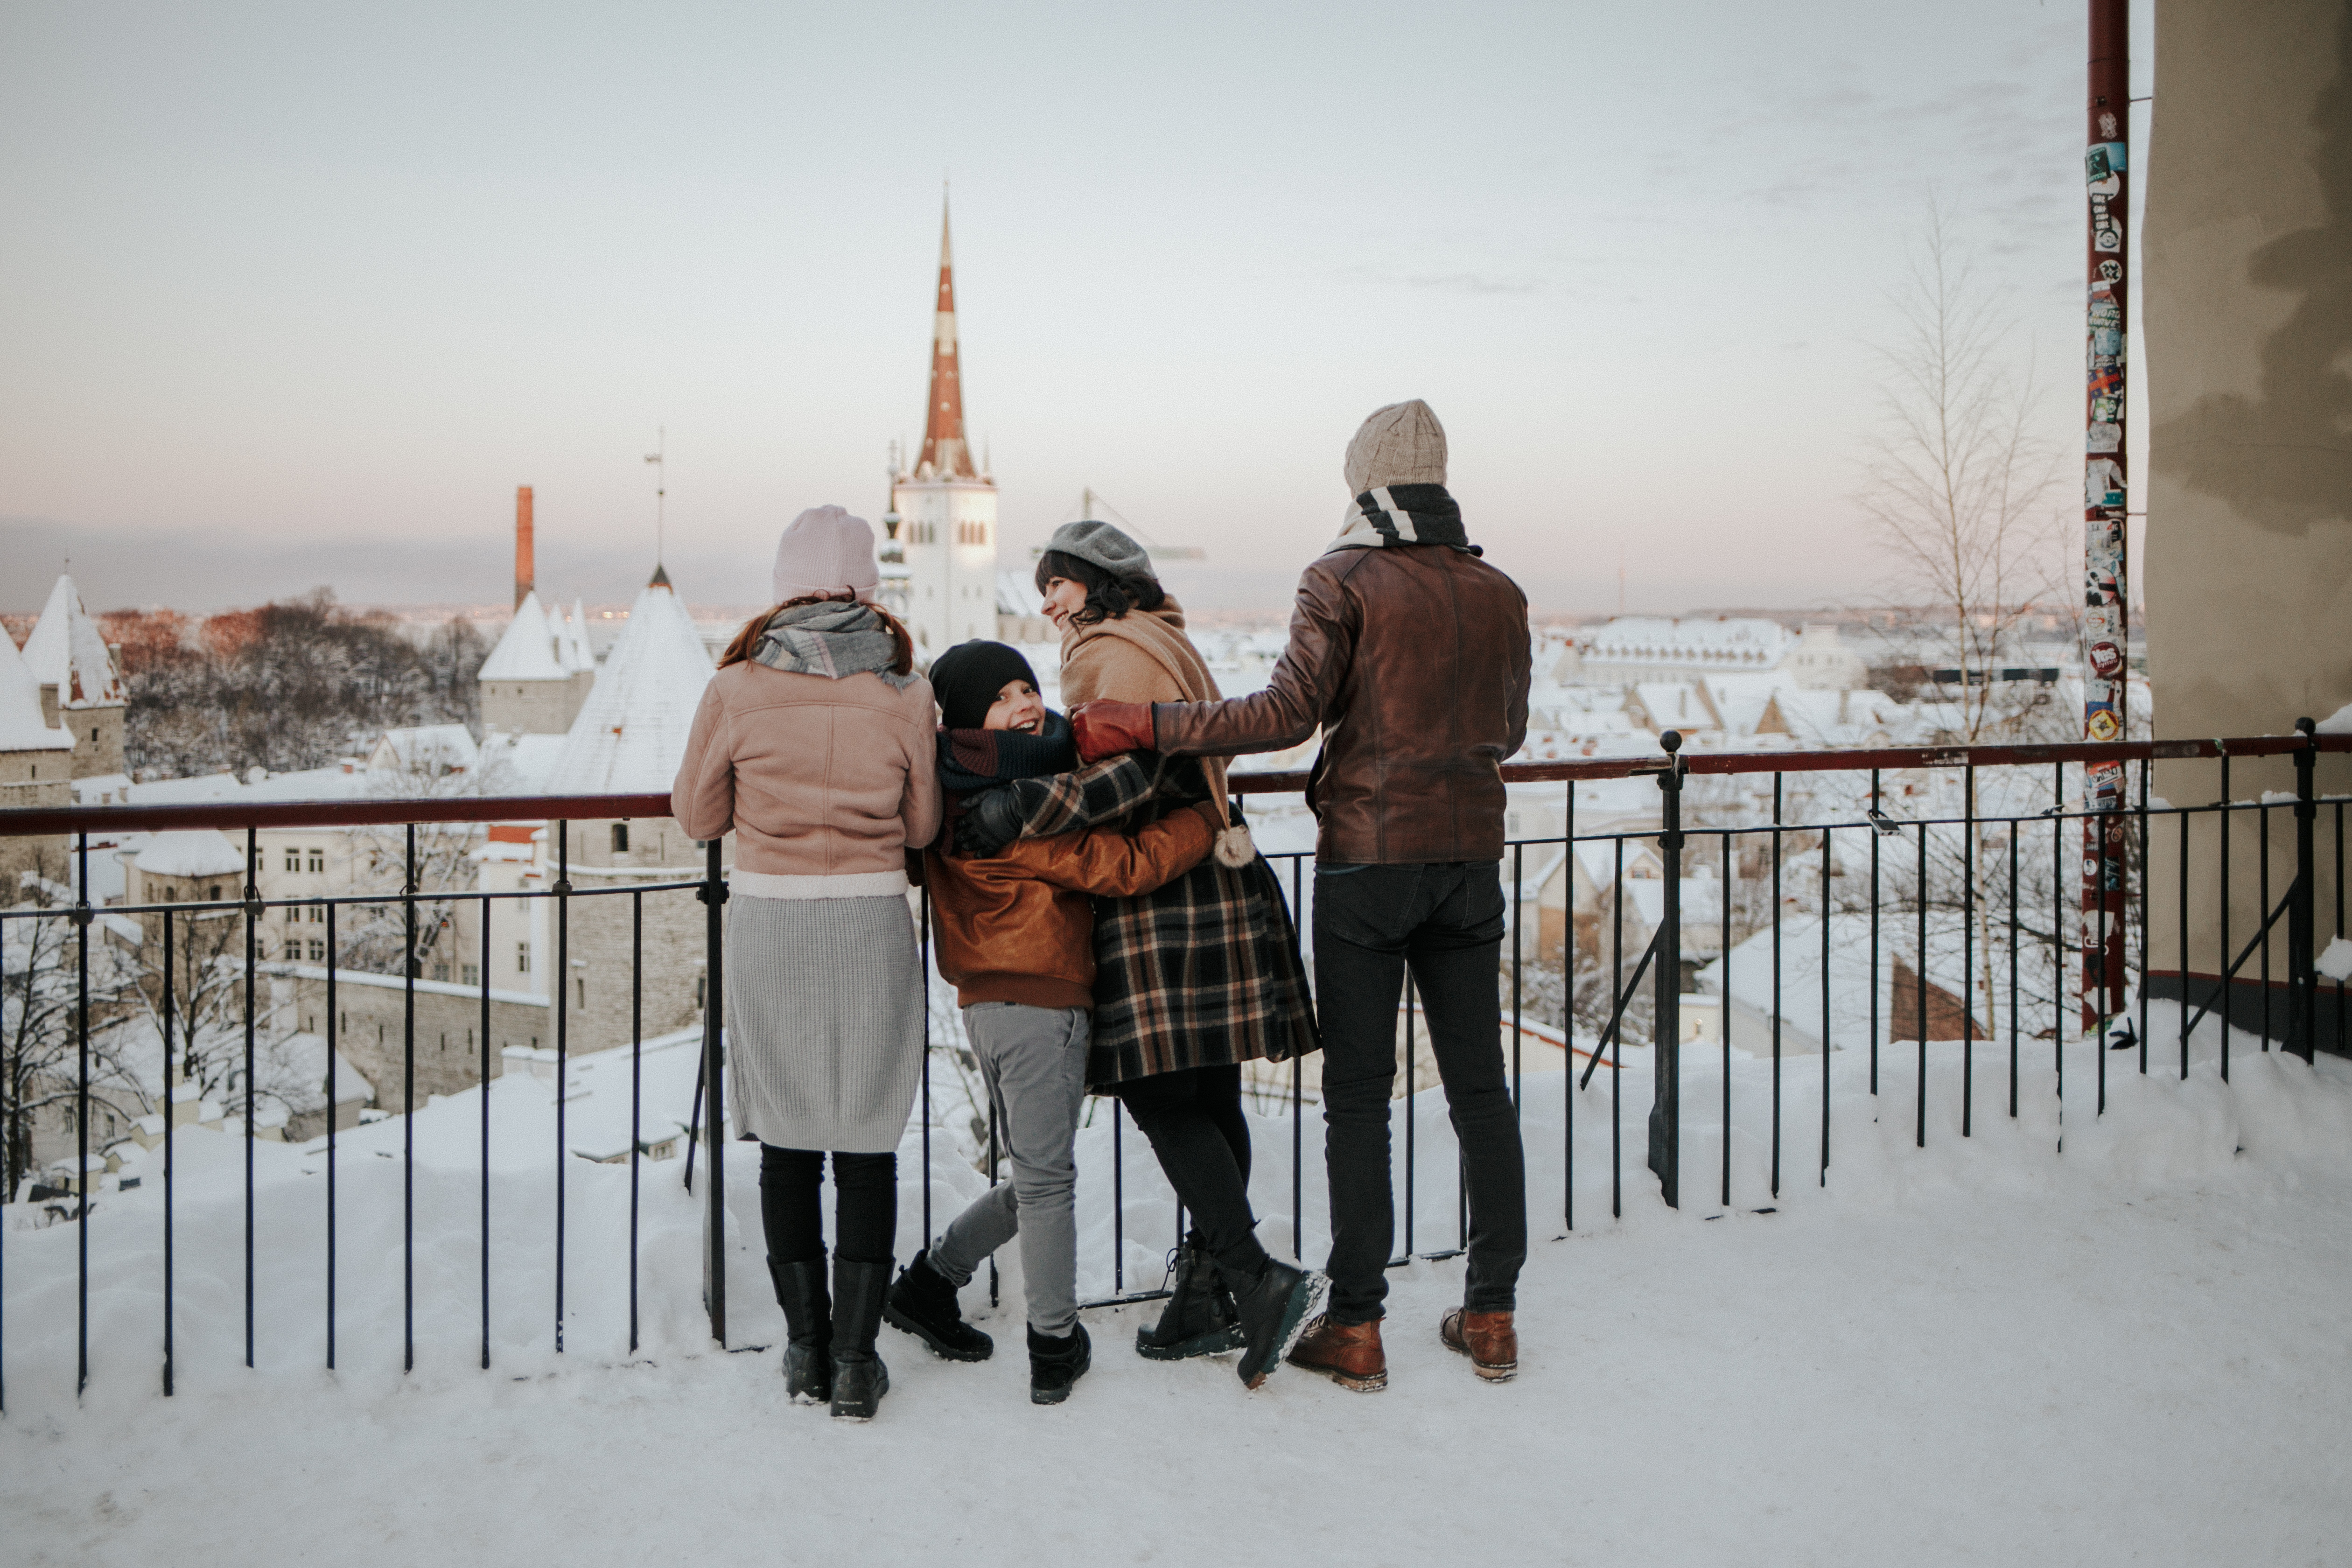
[1343,400,1448,494]
[771,506,880,604]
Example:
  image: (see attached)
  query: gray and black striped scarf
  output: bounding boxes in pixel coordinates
[750,601,917,689]
[1328,483,1482,556]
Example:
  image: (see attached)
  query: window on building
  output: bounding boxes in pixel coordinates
[611,824,629,854]
[575,977,587,1008]
[308,850,324,873]
[696,974,706,1008]
[284,849,300,872]
[286,938,304,960]
[308,904,324,924]
[207,885,221,901]
[309,938,326,962]
[432,963,449,982]
[517,942,531,974]
[164,887,177,903]
[462,964,480,987]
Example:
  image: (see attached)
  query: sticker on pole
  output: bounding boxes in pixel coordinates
[2088,640,2124,679]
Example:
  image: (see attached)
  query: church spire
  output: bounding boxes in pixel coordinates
[916,189,975,479]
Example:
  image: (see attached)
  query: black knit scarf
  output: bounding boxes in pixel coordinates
[936,709,1078,795]
[1330,483,1481,556]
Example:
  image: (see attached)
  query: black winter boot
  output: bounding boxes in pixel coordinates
[768,1259,832,1406]
[1135,1241,1245,1361]
[884,1249,994,1362]
[1219,1254,1321,1390]
[1028,1323,1092,1406]
[828,1258,893,1421]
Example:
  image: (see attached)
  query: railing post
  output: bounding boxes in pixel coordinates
[698,838,729,1347]
[1647,730,1684,1208]
[2289,717,2318,1064]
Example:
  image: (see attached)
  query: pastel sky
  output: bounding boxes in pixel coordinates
[0,1,2153,616]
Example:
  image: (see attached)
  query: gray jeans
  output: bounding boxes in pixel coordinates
[930,1003,1091,1336]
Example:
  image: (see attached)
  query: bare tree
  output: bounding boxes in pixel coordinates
[3,889,149,1196]
[1859,198,2069,747]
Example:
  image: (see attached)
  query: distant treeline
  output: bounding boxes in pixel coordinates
[100,590,488,781]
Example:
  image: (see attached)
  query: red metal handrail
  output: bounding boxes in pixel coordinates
[0,732,2339,836]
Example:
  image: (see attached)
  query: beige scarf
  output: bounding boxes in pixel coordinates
[1060,597,1256,868]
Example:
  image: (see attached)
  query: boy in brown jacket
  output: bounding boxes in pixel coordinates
[883,640,1220,1406]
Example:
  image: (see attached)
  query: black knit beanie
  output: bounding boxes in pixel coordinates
[929,640,1040,730]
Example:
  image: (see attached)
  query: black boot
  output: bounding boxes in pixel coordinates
[1135,1241,1245,1361]
[1028,1322,1092,1406]
[1219,1253,1321,1390]
[768,1259,832,1406]
[884,1249,994,1362]
[828,1258,892,1421]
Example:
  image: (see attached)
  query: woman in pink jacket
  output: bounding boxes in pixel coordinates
[672,507,940,1421]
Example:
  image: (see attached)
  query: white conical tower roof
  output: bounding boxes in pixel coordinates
[0,623,74,754]
[561,597,595,673]
[479,590,566,681]
[549,572,714,794]
[21,574,125,708]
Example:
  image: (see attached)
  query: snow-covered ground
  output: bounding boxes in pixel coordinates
[7,1002,2352,1566]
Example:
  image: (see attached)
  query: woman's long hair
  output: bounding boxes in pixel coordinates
[1033,549,1166,628]
[719,592,915,673]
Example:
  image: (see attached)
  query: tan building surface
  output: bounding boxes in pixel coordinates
[2144,0,2351,1038]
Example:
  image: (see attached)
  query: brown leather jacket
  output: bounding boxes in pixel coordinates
[1153,545,1529,865]
[924,801,1221,1009]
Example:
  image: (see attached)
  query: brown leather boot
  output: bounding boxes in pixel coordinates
[1285,1313,1386,1392]
[1440,1307,1518,1382]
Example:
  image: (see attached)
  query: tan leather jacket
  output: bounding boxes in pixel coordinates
[1154,545,1529,865]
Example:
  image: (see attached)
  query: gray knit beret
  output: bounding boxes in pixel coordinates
[1043,519,1156,582]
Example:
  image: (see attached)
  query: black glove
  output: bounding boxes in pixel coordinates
[952,785,1026,858]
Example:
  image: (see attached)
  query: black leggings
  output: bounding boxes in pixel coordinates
[1106,1064,1264,1274]
[759,1144,897,1267]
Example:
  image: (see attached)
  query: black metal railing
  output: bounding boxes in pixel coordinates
[0,727,2342,1406]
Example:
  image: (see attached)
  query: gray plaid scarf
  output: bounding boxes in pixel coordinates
[749,600,917,689]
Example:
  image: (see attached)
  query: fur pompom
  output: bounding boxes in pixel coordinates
[1213,823,1256,869]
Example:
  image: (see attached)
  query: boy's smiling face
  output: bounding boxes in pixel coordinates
[982,679,1045,734]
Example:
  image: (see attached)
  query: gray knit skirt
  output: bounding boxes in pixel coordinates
[725,893,924,1154]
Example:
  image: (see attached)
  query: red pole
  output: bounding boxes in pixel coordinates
[2082,0,2130,1032]
[515,485,536,609]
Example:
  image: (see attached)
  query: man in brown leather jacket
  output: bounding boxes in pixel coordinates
[1071,400,1531,1391]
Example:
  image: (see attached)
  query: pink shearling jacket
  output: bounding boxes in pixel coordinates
[671,662,942,889]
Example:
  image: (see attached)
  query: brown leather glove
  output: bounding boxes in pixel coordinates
[1069,700,1157,762]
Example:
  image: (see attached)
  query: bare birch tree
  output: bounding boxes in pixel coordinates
[1859,198,2068,747]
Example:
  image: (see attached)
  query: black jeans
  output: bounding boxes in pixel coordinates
[759,1144,897,1267]
[1105,1064,1266,1274]
[1314,861,1526,1323]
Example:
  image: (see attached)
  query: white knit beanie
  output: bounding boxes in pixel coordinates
[771,506,880,604]
[1343,400,1448,494]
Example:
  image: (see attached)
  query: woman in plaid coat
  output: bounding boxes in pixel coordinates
[962,519,1320,1388]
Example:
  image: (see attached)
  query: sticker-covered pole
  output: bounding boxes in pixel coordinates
[2081,0,2131,1032]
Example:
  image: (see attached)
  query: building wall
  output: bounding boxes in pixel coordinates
[546,816,720,1057]
[45,701,125,778]
[897,477,999,660]
[0,759,69,887]
[288,971,535,1105]
[480,674,590,736]
[2145,0,2352,1010]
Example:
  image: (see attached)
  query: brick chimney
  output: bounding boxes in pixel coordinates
[515,485,535,609]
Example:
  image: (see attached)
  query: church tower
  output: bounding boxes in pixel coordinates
[889,194,998,661]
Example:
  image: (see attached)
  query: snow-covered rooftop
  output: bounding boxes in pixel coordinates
[133,830,247,880]
[478,592,568,682]
[547,574,714,795]
[0,621,74,754]
[1578,615,1792,671]
[20,574,126,708]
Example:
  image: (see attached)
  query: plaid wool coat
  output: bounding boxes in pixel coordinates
[1002,752,1319,1086]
